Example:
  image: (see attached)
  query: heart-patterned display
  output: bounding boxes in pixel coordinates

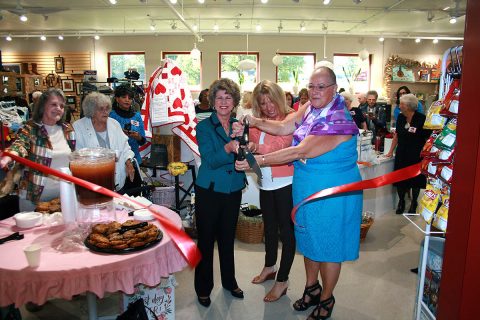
[141,58,199,159]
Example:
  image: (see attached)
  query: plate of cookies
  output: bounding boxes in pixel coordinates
[35,198,61,214]
[84,220,163,254]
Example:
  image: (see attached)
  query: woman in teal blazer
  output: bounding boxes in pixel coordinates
[194,78,246,307]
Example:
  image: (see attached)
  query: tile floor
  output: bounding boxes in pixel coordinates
[18,211,424,320]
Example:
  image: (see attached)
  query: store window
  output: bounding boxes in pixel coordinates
[108,52,146,83]
[219,52,259,92]
[275,53,316,94]
[162,52,201,92]
[333,53,371,94]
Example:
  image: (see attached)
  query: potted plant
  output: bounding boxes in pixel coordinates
[292,69,300,94]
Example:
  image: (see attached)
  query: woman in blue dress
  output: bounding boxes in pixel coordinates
[235,67,362,320]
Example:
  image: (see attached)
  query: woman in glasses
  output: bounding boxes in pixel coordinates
[194,78,246,308]
[235,67,361,320]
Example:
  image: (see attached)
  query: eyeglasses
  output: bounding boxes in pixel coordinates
[215,96,233,102]
[307,83,336,91]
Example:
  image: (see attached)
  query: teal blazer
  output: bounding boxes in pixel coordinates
[195,112,246,194]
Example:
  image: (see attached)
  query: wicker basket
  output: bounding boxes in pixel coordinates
[236,213,264,244]
[151,186,175,208]
[360,219,374,241]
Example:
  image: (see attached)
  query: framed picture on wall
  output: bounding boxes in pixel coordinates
[65,96,76,105]
[3,63,21,74]
[61,79,74,92]
[54,56,64,73]
[75,82,83,95]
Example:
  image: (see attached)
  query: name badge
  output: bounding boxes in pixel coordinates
[130,120,139,127]
[408,126,417,133]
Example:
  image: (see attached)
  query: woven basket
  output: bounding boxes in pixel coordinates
[360,219,374,241]
[151,186,175,208]
[236,214,264,244]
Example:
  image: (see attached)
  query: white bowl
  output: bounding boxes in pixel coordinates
[133,209,154,221]
[14,212,43,229]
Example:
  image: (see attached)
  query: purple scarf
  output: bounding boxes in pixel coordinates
[293,94,359,146]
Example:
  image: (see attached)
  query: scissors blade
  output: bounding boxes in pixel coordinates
[245,152,263,179]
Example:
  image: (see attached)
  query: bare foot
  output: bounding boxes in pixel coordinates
[264,281,288,302]
[251,266,276,284]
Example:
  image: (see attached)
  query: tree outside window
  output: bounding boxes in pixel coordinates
[275,53,315,95]
[162,52,201,92]
[333,54,371,94]
[108,52,146,83]
[219,52,259,92]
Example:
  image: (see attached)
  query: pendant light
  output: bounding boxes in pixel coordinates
[238,34,256,71]
[190,43,201,61]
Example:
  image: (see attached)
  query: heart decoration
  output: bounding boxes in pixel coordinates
[171,66,182,76]
[154,83,166,95]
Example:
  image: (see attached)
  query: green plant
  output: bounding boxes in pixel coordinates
[292,68,300,85]
[238,71,245,85]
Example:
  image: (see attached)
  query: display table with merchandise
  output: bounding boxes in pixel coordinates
[0,205,187,320]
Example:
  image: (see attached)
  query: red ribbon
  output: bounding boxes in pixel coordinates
[291,163,422,223]
[2,151,201,268]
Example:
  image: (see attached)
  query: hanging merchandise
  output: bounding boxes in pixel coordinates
[141,58,199,160]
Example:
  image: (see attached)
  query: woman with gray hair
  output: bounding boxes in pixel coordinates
[0,88,76,211]
[73,92,136,191]
[385,93,431,214]
[340,91,367,130]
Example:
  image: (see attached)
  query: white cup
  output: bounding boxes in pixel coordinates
[24,244,42,268]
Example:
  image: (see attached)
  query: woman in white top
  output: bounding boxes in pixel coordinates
[73,92,135,191]
[246,80,296,303]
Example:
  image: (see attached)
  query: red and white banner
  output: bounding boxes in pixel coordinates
[140,59,199,159]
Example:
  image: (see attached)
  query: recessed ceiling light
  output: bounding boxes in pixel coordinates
[58,35,64,40]
[415,38,421,43]
[379,37,385,42]
[449,17,457,24]
[433,38,439,44]
[94,35,100,40]
[6,35,12,41]
[20,15,28,22]
[40,35,46,41]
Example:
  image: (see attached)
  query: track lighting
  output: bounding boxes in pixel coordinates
[323,0,331,5]
[94,35,100,40]
[300,21,306,32]
[20,15,28,22]
[277,21,283,33]
[449,16,457,24]
[352,0,362,3]
[379,37,385,42]
[256,23,262,32]
[234,20,240,29]
[150,21,156,30]
[58,35,64,40]
[261,0,268,3]
[427,11,435,22]
[40,35,46,41]
[198,0,205,3]
[171,21,177,30]
[433,39,439,44]
[415,38,421,43]
[213,22,219,32]
[109,0,117,4]
[6,35,12,41]
[169,0,177,4]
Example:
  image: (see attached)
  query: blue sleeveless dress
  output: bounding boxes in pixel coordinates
[293,136,363,262]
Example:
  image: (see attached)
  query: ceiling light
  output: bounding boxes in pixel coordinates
[322,22,328,31]
[190,43,201,60]
[192,23,198,31]
[449,16,457,24]
[150,22,156,30]
[323,0,331,5]
[94,35,100,40]
[109,0,117,4]
[300,21,306,32]
[352,0,362,3]
[171,21,177,30]
[213,22,219,32]
[234,20,240,29]
[58,35,64,40]
[6,35,12,41]
[40,35,46,41]
[169,0,177,3]
[198,0,205,3]
[278,21,283,33]
[20,15,28,22]
[358,49,369,61]
[443,6,451,11]
[379,37,385,42]
[427,11,435,22]
[433,38,439,44]
[415,38,421,43]
[256,23,262,32]
[261,0,268,3]
[272,53,283,66]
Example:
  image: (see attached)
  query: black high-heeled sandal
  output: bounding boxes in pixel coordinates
[292,281,322,311]
[197,296,211,307]
[307,295,335,320]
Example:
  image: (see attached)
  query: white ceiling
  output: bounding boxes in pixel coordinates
[0,0,466,41]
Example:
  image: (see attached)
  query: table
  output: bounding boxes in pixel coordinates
[0,206,188,319]
[141,161,196,212]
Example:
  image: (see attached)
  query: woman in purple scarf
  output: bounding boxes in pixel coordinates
[235,67,362,320]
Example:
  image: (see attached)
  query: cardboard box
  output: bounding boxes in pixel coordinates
[152,135,181,163]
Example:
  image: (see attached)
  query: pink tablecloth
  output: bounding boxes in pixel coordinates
[0,205,188,307]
